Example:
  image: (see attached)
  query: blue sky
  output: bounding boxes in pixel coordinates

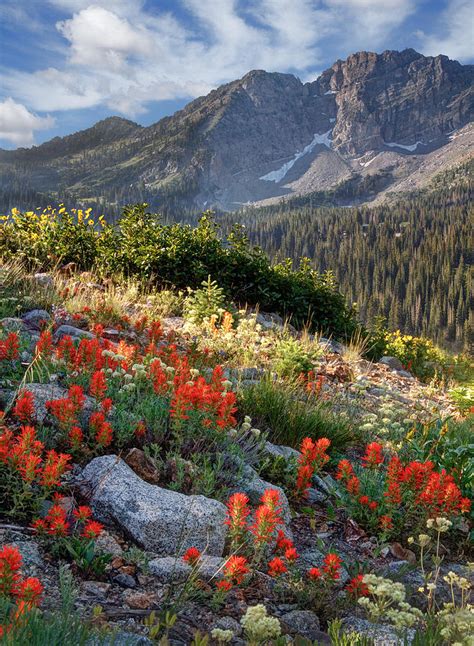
[0,0,472,148]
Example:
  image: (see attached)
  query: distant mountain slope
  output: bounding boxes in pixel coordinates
[0,48,472,212]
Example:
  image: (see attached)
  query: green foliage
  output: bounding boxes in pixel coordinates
[239,377,353,450]
[326,619,375,645]
[449,385,474,414]
[373,329,446,379]
[183,276,229,324]
[272,337,315,379]
[1,205,359,340]
[0,567,111,645]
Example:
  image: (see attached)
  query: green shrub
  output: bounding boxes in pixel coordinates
[1,205,359,340]
[272,337,315,379]
[239,377,353,450]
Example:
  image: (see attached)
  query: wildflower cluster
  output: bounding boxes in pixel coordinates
[0,544,43,637]
[336,444,470,537]
[0,423,71,516]
[240,604,281,644]
[295,436,331,498]
[0,332,19,361]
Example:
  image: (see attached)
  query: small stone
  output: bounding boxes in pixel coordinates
[281,610,321,640]
[396,369,414,379]
[212,616,242,637]
[113,573,136,588]
[123,590,157,609]
[81,581,111,599]
[379,356,404,371]
[148,556,224,583]
[342,617,415,645]
[33,273,54,289]
[0,317,26,332]
[22,309,51,330]
[95,531,123,557]
[53,324,94,342]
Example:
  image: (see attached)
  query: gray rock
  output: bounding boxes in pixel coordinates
[22,309,51,330]
[342,617,414,645]
[10,541,43,571]
[395,369,414,379]
[264,441,300,462]
[95,530,123,556]
[33,273,54,289]
[53,324,94,342]
[306,487,327,504]
[212,616,242,637]
[78,456,227,556]
[9,383,95,425]
[281,610,321,639]
[234,463,291,525]
[0,317,26,332]
[149,555,224,583]
[113,573,136,588]
[379,356,404,371]
[88,632,153,646]
[319,338,346,354]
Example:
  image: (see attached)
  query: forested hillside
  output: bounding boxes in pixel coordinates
[205,171,473,352]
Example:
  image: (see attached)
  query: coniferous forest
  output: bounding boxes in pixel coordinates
[198,179,473,352]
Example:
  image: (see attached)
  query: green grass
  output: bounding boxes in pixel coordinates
[239,377,354,451]
[0,263,58,320]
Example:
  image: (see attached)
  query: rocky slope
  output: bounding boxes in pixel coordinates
[0,49,472,212]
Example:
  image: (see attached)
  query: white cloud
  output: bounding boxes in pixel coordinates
[0,98,55,146]
[5,0,465,133]
[418,0,474,62]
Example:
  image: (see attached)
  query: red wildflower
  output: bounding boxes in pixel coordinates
[336,459,354,481]
[295,437,331,498]
[276,530,294,552]
[346,574,369,598]
[0,332,19,360]
[148,320,163,342]
[268,557,287,577]
[35,330,52,357]
[101,398,113,415]
[0,545,22,596]
[251,489,283,546]
[308,567,322,581]
[17,577,43,606]
[90,370,107,400]
[379,515,393,531]
[134,421,146,439]
[73,506,92,522]
[346,475,360,496]
[223,556,249,585]
[41,450,71,487]
[225,492,250,547]
[216,580,232,592]
[362,442,384,468]
[183,547,201,566]
[13,390,35,423]
[368,501,378,511]
[322,553,342,581]
[68,426,83,450]
[295,464,314,498]
[56,335,76,364]
[82,521,104,539]
[284,547,299,563]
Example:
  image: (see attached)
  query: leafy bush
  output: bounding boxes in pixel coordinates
[370,328,446,380]
[239,377,353,450]
[0,205,359,340]
[272,337,316,379]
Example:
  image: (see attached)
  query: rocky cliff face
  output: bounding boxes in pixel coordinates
[0,49,472,212]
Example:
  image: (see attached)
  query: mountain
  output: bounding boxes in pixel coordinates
[0,48,473,213]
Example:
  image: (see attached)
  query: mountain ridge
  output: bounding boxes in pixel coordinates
[0,48,472,212]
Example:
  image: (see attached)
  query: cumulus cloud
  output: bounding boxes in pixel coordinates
[0,0,423,120]
[0,98,55,146]
[418,0,474,62]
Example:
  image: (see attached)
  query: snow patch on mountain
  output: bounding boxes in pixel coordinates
[385,140,424,152]
[260,130,332,183]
